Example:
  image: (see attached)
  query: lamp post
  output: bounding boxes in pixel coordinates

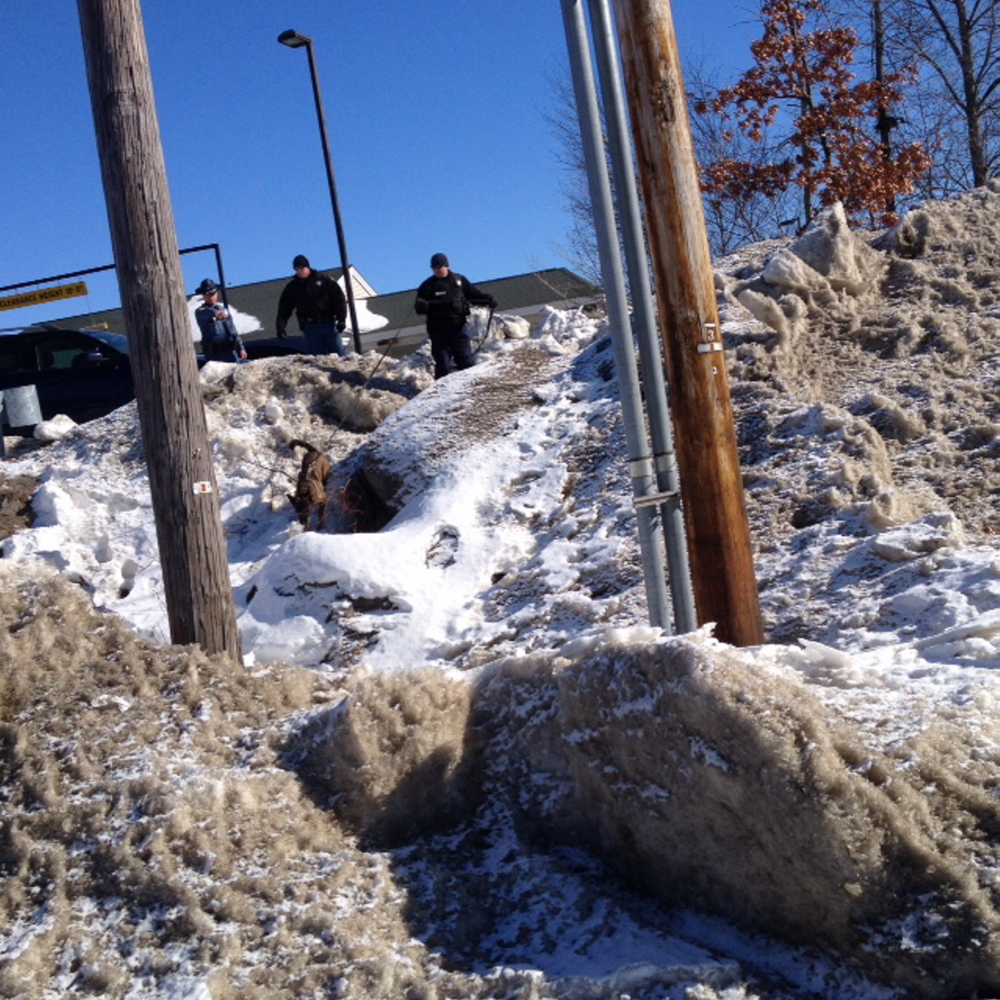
[277,28,362,353]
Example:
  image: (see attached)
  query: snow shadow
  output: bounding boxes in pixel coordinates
[289,630,1000,998]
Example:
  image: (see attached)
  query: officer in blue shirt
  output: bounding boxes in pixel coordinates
[195,279,246,362]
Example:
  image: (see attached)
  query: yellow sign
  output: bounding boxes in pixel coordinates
[0,281,89,313]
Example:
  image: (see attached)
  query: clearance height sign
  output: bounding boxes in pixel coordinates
[0,281,88,313]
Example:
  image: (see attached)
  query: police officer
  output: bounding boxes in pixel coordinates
[414,253,496,379]
[275,255,349,356]
[194,279,246,362]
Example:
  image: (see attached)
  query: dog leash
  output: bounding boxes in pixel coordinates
[363,299,417,388]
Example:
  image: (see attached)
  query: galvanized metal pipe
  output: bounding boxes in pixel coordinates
[586,0,696,633]
[560,0,672,629]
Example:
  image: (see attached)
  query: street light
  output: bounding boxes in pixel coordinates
[277,28,362,353]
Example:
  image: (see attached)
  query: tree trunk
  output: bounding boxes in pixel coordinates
[953,0,989,185]
[871,0,900,213]
[77,0,242,659]
[613,0,764,646]
[791,15,820,225]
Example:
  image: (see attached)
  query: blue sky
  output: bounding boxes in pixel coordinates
[0,1,760,328]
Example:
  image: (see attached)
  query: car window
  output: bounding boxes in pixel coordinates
[0,339,37,373]
[35,335,105,371]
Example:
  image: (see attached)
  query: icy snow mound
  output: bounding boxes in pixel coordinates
[237,327,644,673]
[298,627,1000,998]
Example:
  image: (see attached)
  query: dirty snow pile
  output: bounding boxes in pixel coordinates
[2,185,1000,1000]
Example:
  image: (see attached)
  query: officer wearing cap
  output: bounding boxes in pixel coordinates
[194,278,246,362]
[414,254,496,378]
[275,255,349,356]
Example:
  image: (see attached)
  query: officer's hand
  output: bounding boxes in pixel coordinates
[336,321,346,333]
[488,296,498,309]
[276,327,287,339]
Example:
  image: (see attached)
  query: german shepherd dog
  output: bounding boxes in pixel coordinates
[288,439,332,531]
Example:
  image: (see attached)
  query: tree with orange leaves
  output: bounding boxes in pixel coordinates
[696,0,930,229]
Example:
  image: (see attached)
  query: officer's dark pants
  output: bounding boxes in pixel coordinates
[429,325,473,379]
[203,340,241,363]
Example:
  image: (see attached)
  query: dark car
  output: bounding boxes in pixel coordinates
[0,327,305,433]
[0,327,135,432]
[240,336,306,360]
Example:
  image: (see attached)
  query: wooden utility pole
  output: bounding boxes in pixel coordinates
[613,0,764,646]
[77,0,242,659]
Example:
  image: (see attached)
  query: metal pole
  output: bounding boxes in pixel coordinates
[586,0,696,633]
[0,243,228,294]
[303,41,362,353]
[560,0,673,629]
[613,0,764,646]
[210,243,232,311]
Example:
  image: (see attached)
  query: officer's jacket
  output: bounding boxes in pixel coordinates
[195,303,243,351]
[415,272,492,334]
[276,270,347,331]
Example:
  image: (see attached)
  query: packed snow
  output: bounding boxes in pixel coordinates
[2,186,1000,999]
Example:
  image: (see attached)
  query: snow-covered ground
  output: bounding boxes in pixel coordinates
[2,187,1000,999]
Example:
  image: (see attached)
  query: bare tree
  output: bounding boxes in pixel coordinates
[549,64,796,265]
[890,0,1000,189]
[546,75,604,284]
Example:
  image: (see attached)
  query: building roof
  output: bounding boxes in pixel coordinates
[358,268,600,341]
[26,266,600,350]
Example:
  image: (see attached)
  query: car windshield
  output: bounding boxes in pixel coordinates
[88,331,130,356]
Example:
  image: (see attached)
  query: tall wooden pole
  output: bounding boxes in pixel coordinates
[77,0,242,659]
[612,0,764,646]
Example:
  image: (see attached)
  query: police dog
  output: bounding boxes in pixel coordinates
[288,439,332,531]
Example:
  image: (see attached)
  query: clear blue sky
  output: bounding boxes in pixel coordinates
[0,1,760,328]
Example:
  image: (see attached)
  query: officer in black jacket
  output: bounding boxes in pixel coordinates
[414,253,496,379]
[275,254,349,356]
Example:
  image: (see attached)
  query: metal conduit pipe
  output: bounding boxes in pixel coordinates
[559,0,672,629]
[586,0,697,634]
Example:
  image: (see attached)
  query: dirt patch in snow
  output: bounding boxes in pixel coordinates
[354,342,567,514]
[0,472,37,541]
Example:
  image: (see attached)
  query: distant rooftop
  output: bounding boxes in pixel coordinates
[25,266,601,348]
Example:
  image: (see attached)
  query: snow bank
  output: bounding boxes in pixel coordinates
[5,185,1000,998]
[718,202,885,345]
[296,627,1000,997]
[0,567,746,999]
